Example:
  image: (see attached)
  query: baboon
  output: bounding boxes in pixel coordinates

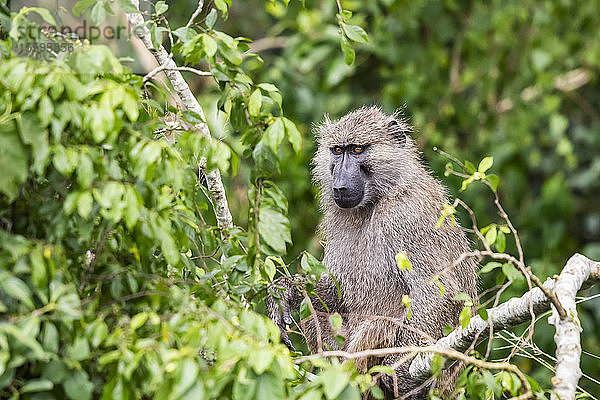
[267,106,478,399]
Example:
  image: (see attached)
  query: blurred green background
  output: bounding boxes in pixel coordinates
[165,0,600,395]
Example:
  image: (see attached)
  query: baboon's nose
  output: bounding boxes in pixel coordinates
[333,186,348,195]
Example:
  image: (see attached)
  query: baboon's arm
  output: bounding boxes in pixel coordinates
[266,274,343,350]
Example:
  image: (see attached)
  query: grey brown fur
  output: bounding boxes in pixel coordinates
[268,106,478,399]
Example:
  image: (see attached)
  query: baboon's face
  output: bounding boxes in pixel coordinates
[314,107,413,210]
[329,144,370,208]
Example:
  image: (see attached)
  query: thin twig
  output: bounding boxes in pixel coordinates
[302,288,323,353]
[143,65,212,84]
[185,0,205,29]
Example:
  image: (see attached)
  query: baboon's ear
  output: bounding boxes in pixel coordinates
[388,119,407,147]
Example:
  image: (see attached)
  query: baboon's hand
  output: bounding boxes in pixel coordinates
[266,278,295,351]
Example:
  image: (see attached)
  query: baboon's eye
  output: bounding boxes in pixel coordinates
[332,146,343,154]
[352,145,364,154]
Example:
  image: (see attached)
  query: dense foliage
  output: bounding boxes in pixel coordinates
[0,0,598,399]
[217,0,600,394]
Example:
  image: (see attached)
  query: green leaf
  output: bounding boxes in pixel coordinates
[0,123,28,201]
[53,146,79,176]
[172,358,199,398]
[0,275,34,309]
[495,230,506,252]
[66,337,90,361]
[444,161,454,177]
[340,36,355,65]
[77,191,93,219]
[453,292,472,303]
[463,161,476,174]
[63,370,93,400]
[248,89,262,117]
[402,294,412,320]
[367,365,395,375]
[299,298,311,319]
[458,305,471,329]
[257,83,278,92]
[478,156,493,173]
[263,118,285,154]
[155,1,168,15]
[482,370,502,396]
[258,207,291,253]
[460,175,475,191]
[130,312,148,331]
[233,372,256,400]
[250,348,274,374]
[430,354,444,375]
[486,174,499,191]
[500,226,511,234]
[283,117,302,153]
[72,0,96,16]
[320,367,349,399]
[300,252,327,278]
[24,7,56,25]
[42,360,69,384]
[217,38,241,65]
[502,263,524,282]
[21,379,53,393]
[370,386,384,399]
[205,9,218,29]
[90,1,106,25]
[116,0,138,13]
[262,258,276,282]
[150,25,167,50]
[89,321,108,348]
[479,261,502,274]
[214,0,229,18]
[173,27,197,42]
[254,372,284,399]
[124,186,141,230]
[477,307,488,321]
[485,225,497,247]
[30,249,47,289]
[342,23,368,43]
[21,113,50,174]
[42,321,59,353]
[0,323,46,358]
[77,153,94,189]
[395,252,412,271]
[121,91,139,122]
[329,313,342,331]
[202,35,218,57]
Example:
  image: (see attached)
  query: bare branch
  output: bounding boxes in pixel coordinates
[549,254,599,400]
[408,253,600,391]
[186,0,204,29]
[125,0,233,234]
[143,65,212,84]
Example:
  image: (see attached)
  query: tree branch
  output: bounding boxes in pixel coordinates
[549,254,598,400]
[143,65,212,84]
[185,0,204,29]
[295,345,532,400]
[408,253,600,395]
[125,1,233,234]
